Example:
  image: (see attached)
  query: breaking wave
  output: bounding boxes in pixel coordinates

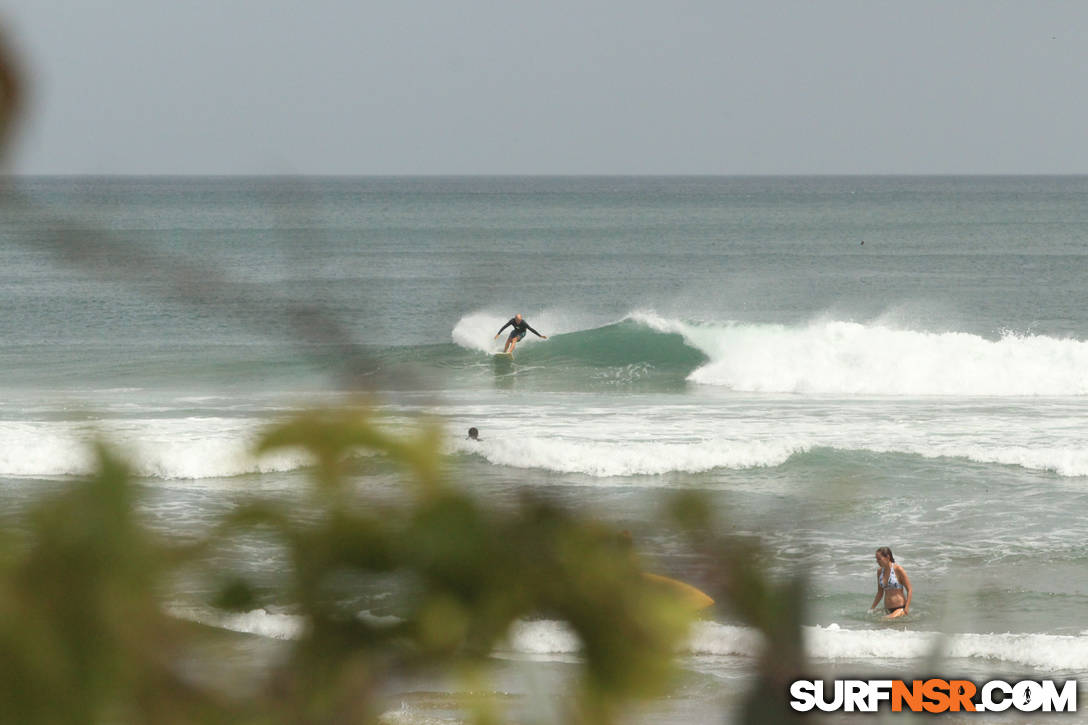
[179,609,1088,672]
[447,311,1088,396]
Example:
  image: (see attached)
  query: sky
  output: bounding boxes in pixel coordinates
[3,0,1087,175]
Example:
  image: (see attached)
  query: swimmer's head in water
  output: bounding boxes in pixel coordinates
[467,427,479,440]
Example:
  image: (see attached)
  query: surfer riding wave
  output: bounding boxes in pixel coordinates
[495,314,547,354]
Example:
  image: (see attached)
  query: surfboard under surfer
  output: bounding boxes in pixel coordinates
[494,314,547,354]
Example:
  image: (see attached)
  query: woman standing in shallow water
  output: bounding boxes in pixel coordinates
[870,546,912,619]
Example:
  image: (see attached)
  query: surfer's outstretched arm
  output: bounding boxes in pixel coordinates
[495,318,515,338]
[526,324,547,339]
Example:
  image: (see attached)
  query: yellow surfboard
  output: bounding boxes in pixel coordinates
[643,572,715,610]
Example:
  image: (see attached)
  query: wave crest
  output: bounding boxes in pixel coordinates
[453,312,705,369]
[454,312,1088,396]
[676,319,1088,396]
[175,609,1088,671]
[0,420,313,480]
[451,436,805,477]
[511,620,1088,671]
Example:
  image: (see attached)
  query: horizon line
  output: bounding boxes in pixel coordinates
[7,172,1088,179]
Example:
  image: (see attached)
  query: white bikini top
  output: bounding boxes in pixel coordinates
[878,566,904,591]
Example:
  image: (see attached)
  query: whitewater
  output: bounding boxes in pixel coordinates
[6,176,1088,723]
[6,312,1088,482]
[455,310,1088,396]
[178,608,1088,674]
[438,311,1088,479]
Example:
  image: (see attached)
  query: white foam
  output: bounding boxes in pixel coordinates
[686,622,767,657]
[172,606,406,641]
[450,436,806,477]
[0,423,98,477]
[506,619,583,654]
[804,624,1088,671]
[505,619,1088,670]
[451,313,507,353]
[170,608,1088,672]
[897,442,1088,479]
[0,419,314,480]
[173,607,307,640]
[447,401,1088,479]
[440,312,1088,480]
[378,703,455,725]
[506,620,765,657]
[631,313,1088,396]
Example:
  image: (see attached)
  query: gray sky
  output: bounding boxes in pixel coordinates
[4,1,1087,174]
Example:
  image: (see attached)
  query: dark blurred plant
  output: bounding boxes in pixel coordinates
[0,413,697,724]
[240,408,695,723]
[0,27,20,161]
[0,445,236,724]
[669,491,811,724]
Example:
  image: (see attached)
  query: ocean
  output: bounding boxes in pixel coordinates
[1,175,1086,721]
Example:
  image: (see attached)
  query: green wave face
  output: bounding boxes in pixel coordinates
[376,319,708,390]
[515,320,707,368]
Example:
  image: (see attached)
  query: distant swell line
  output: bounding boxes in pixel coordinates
[452,438,1088,479]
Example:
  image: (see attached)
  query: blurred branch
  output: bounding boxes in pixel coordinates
[0,31,398,391]
[669,490,814,724]
[19,215,392,390]
[0,27,22,164]
[0,26,817,725]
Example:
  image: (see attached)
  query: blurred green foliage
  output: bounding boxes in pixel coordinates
[0,412,700,724]
[0,30,810,724]
[0,446,229,724]
[0,405,812,724]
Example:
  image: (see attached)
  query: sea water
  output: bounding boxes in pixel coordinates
[1,176,1087,721]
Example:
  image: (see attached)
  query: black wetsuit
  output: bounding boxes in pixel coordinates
[497,317,542,342]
